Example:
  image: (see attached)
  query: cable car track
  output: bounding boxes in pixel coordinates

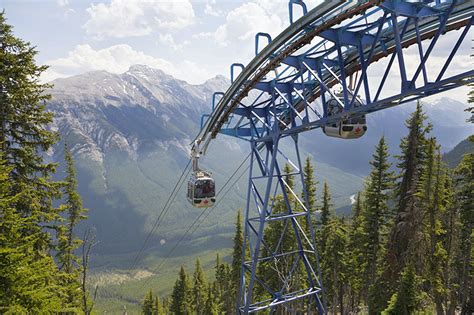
[196,0,473,152]
[281,14,473,138]
[299,12,472,112]
[196,0,372,146]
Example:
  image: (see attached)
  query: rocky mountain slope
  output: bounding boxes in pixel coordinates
[48,65,227,160]
[45,65,472,268]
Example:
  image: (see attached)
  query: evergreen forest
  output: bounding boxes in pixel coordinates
[0,12,93,313]
[142,103,473,314]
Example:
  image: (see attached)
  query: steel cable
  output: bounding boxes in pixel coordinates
[140,152,251,290]
[130,158,192,270]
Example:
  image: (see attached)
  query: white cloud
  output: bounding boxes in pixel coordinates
[41,69,69,84]
[204,0,223,17]
[46,44,173,74]
[255,0,323,24]
[42,44,216,85]
[84,0,195,40]
[56,0,75,17]
[56,0,69,7]
[198,0,324,49]
[60,8,76,18]
[157,34,189,51]
[191,0,326,79]
[210,2,284,47]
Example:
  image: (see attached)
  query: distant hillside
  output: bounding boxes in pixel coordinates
[46,65,364,265]
[443,135,474,168]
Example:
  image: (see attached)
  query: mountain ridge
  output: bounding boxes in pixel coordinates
[45,64,472,262]
[443,135,474,168]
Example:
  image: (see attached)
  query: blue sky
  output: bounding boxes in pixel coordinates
[2,0,325,84]
[1,0,472,101]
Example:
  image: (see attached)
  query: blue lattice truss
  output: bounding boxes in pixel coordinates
[196,0,473,313]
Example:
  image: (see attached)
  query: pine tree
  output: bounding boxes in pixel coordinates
[382,265,424,315]
[320,218,349,314]
[203,285,219,315]
[302,157,319,268]
[231,210,244,301]
[375,102,431,311]
[0,157,62,312]
[396,102,432,212]
[368,103,432,313]
[214,254,232,314]
[0,12,71,311]
[170,266,192,315]
[154,296,165,315]
[454,152,474,313]
[439,172,461,315]
[347,192,365,309]
[0,12,60,226]
[59,145,88,272]
[161,296,171,314]
[193,259,207,314]
[317,181,333,262]
[0,12,56,182]
[302,156,318,211]
[56,144,88,308]
[362,137,394,292]
[389,102,431,271]
[320,182,332,227]
[213,254,223,305]
[142,289,154,315]
[416,139,453,313]
[283,163,295,197]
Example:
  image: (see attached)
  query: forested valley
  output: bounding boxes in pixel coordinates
[142,103,473,314]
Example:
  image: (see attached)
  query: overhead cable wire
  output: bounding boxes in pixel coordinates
[190,158,250,237]
[140,152,251,290]
[130,157,192,270]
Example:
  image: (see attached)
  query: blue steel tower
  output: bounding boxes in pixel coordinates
[192,0,473,313]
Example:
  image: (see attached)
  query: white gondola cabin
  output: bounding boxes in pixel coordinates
[322,92,367,139]
[187,170,216,208]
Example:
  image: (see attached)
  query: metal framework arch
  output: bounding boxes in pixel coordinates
[192,0,473,313]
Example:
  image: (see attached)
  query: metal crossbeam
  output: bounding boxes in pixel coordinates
[194,0,473,313]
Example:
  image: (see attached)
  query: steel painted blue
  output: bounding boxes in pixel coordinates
[194,0,473,313]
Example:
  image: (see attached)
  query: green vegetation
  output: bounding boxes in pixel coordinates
[136,210,248,314]
[455,147,474,314]
[383,265,426,315]
[140,102,473,314]
[443,135,474,168]
[0,12,92,313]
[1,8,472,313]
[466,73,474,123]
